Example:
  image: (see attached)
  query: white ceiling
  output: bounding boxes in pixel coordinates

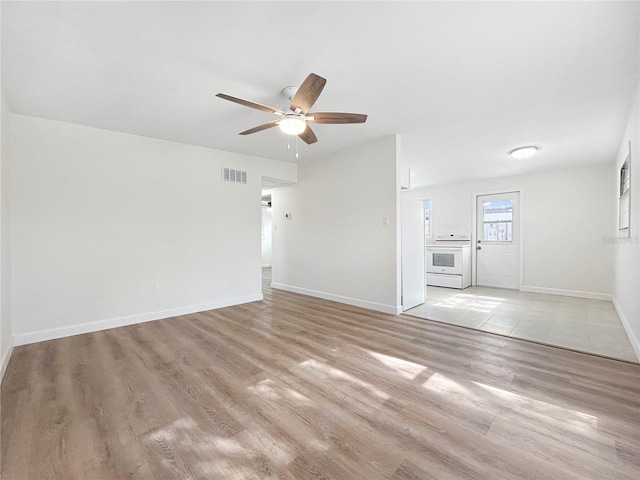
[2,1,638,188]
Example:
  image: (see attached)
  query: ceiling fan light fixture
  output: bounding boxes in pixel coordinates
[509,146,538,159]
[216,73,367,146]
[279,114,307,135]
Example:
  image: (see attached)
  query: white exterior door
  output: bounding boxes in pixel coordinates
[401,197,425,311]
[476,192,520,289]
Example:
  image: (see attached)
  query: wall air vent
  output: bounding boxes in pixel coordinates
[222,168,247,185]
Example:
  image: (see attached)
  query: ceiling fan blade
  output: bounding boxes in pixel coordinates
[290,73,326,114]
[216,93,284,116]
[307,112,368,124]
[298,125,318,145]
[239,120,280,135]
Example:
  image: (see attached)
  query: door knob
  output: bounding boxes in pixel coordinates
[477,246,482,250]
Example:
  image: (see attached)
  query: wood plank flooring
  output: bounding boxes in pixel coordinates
[2,270,639,479]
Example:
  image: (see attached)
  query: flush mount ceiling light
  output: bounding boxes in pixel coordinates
[278,113,307,135]
[509,146,538,159]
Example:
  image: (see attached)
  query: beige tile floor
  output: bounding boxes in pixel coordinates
[405,286,639,362]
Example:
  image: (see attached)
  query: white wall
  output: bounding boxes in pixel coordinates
[406,163,615,298]
[271,135,401,314]
[612,80,640,358]
[10,115,296,345]
[1,92,13,380]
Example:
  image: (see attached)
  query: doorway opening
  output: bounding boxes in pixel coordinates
[261,177,295,298]
[401,197,426,312]
[261,194,272,268]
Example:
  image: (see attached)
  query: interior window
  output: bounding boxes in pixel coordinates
[620,159,630,196]
[424,199,431,240]
[483,199,513,242]
[619,157,631,231]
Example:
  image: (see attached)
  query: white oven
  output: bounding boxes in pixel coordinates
[426,233,471,289]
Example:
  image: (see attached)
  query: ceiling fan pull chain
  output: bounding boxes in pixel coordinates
[296,136,299,158]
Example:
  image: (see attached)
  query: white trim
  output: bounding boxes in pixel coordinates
[1,337,14,384]
[271,282,401,315]
[13,294,263,346]
[613,296,640,361]
[521,285,612,301]
[471,188,525,290]
[261,263,272,268]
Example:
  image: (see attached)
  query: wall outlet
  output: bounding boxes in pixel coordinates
[285,212,292,219]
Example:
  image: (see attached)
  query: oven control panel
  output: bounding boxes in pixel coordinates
[435,233,470,241]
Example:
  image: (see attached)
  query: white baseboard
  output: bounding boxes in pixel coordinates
[13,294,263,347]
[613,297,640,362]
[271,282,399,315]
[1,337,14,384]
[521,285,612,301]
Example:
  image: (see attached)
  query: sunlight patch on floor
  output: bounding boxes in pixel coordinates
[422,372,470,396]
[247,378,312,406]
[248,379,282,401]
[298,359,391,402]
[245,374,331,453]
[143,412,325,478]
[367,351,427,380]
[234,427,298,465]
[143,417,251,479]
[471,381,599,430]
[147,417,245,455]
[432,293,505,313]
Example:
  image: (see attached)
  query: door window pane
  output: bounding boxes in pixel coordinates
[483,200,512,242]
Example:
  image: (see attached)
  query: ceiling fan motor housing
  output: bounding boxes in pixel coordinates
[281,86,299,101]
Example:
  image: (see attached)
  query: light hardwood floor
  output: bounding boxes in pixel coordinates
[1,269,639,479]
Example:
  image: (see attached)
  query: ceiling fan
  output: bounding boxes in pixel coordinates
[216,73,367,145]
